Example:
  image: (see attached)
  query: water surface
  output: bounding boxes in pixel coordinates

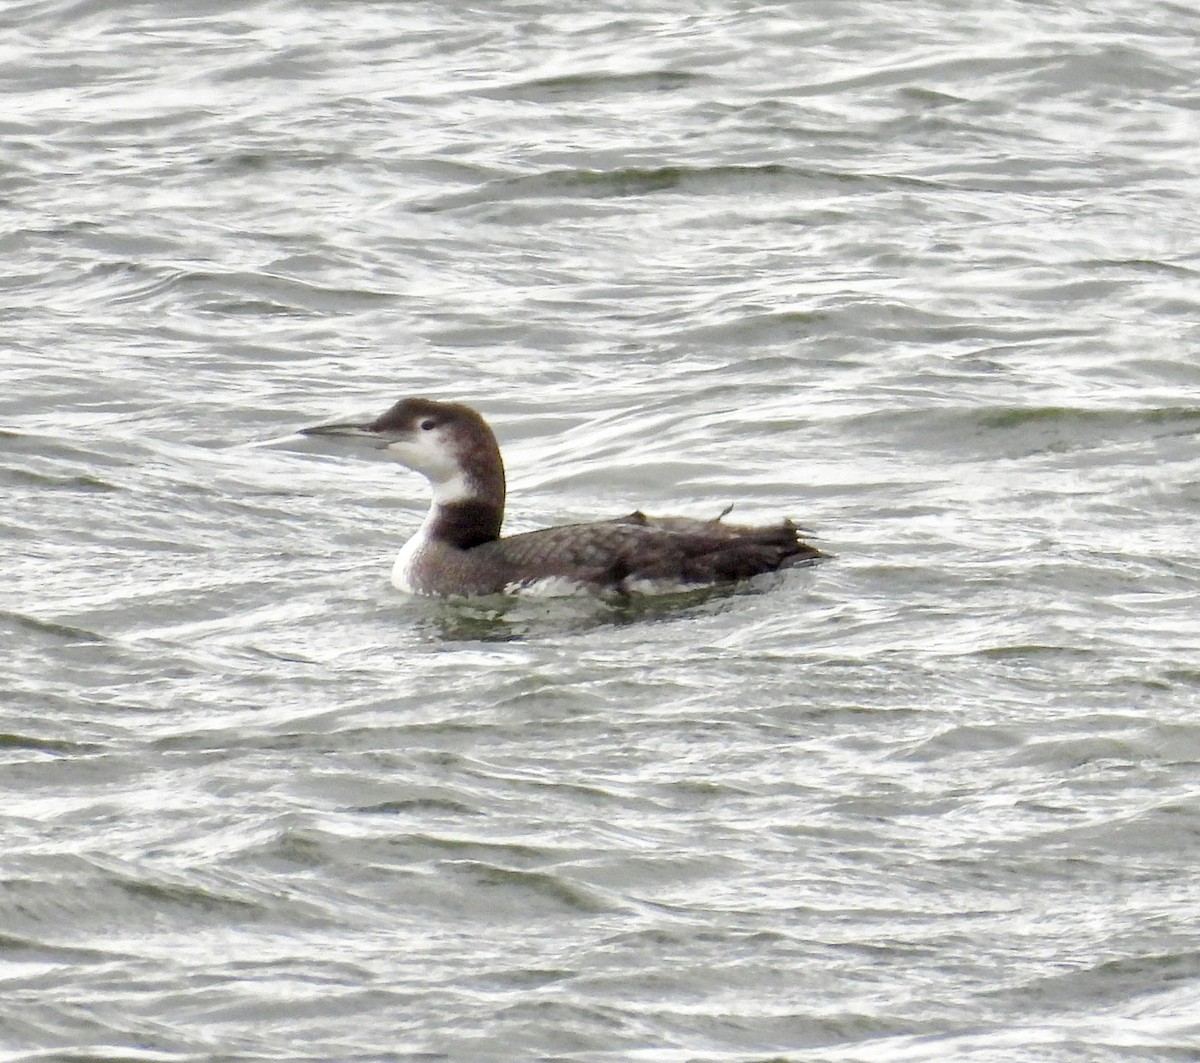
[4,1,1200,1060]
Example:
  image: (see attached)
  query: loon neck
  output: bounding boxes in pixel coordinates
[421,474,504,550]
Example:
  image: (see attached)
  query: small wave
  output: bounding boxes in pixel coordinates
[0,732,99,755]
[485,68,705,101]
[45,260,396,319]
[978,405,1200,432]
[0,610,107,644]
[0,466,119,491]
[413,163,935,212]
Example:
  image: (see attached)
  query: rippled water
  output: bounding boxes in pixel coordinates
[5,1,1200,1060]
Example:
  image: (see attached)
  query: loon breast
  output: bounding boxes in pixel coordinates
[301,397,825,598]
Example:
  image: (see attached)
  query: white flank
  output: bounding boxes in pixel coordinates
[504,576,588,598]
[619,577,698,596]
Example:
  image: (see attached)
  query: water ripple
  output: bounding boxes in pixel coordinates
[4,0,1200,1060]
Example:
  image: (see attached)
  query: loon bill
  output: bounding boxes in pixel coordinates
[301,397,825,597]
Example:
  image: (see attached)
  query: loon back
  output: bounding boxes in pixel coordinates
[301,397,825,597]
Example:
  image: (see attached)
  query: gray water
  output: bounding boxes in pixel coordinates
[5,1,1200,1060]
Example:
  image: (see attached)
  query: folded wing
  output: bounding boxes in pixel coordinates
[476,510,823,591]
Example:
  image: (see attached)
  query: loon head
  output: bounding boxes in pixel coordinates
[301,397,505,510]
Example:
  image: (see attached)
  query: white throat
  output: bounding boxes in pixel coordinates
[428,469,476,506]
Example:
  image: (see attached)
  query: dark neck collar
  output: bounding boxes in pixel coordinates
[428,498,503,550]
[424,424,506,550]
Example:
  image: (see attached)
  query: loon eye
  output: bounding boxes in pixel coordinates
[419,419,436,431]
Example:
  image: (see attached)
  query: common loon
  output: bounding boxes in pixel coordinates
[301,397,824,597]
